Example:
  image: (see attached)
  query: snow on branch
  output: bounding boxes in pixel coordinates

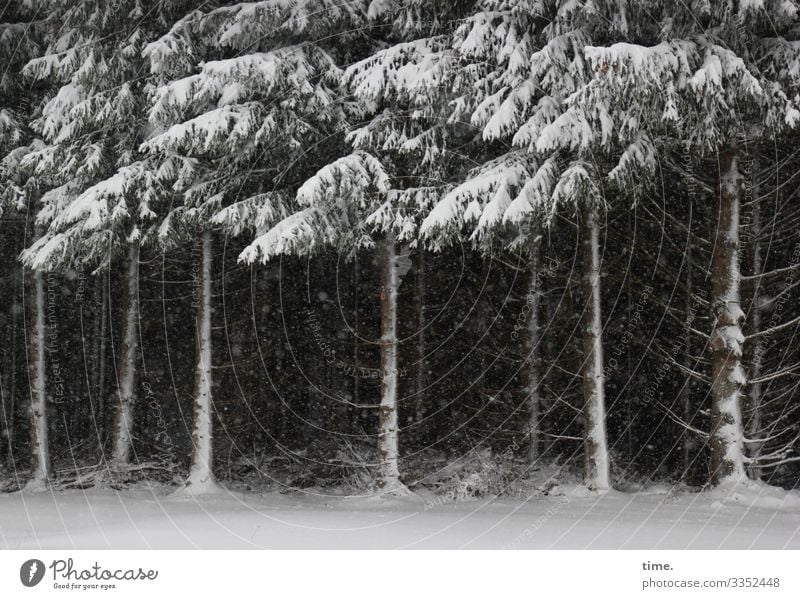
[343,36,452,107]
[549,161,605,221]
[419,151,531,247]
[142,102,265,156]
[52,162,158,230]
[238,205,328,263]
[296,151,390,209]
[503,157,559,224]
[203,0,366,49]
[210,191,290,237]
[607,132,658,191]
[145,45,342,156]
[239,152,389,262]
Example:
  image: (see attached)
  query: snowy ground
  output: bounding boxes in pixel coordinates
[2,483,800,549]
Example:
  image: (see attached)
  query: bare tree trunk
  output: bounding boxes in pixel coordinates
[708,148,747,485]
[185,230,218,492]
[580,203,610,490]
[744,160,763,481]
[378,233,402,491]
[110,243,140,473]
[92,272,109,449]
[26,266,51,489]
[522,231,543,464]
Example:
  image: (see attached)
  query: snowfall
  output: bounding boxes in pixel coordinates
[2,481,800,549]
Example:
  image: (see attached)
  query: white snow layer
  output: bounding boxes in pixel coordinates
[1,483,799,549]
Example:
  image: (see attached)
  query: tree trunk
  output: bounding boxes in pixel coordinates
[110,243,140,473]
[92,272,108,449]
[580,203,610,490]
[744,160,763,481]
[378,233,402,491]
[708,148,747,485]
[26,266,51,489]
[522,231,543,464]
[186,229,218,492]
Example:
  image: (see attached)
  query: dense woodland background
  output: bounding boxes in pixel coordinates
[1,0,800,496]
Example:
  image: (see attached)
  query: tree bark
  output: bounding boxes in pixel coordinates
[580,203,610,490]
[744,159,763,481]
[26,266,51,489]
[93,272,108,449]
[708,148,747,485]
[186,229,218,491]
[378,233,402,491]
[110,242,140,472]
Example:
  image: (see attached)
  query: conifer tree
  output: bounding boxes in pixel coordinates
[143,0,368,492]
[12,0,190,480]
[419,0,618,489]
[241,1,473,492]
[0,2,50,489]
[554,1,800,486]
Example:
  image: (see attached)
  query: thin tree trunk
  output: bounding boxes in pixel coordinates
[110,243,140,472]
[378,233,402,491]
[26,266,51,489]
[186,229,218,492]
[580,203,610,490]
[523,231,543,464]
[92,273,108,449]
[708,148,747,485]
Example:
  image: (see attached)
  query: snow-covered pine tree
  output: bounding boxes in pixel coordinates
[556,1,800,486]
[419,0,554,466]
[0,3,52,490]
[240,152,405,488]
[240,1,474,492]
[343,1,475,490]
[12,0,189,481]
[142,0,368,493]
[418,0,617,489]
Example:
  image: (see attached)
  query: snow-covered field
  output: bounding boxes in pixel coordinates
[2,483,799,549]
